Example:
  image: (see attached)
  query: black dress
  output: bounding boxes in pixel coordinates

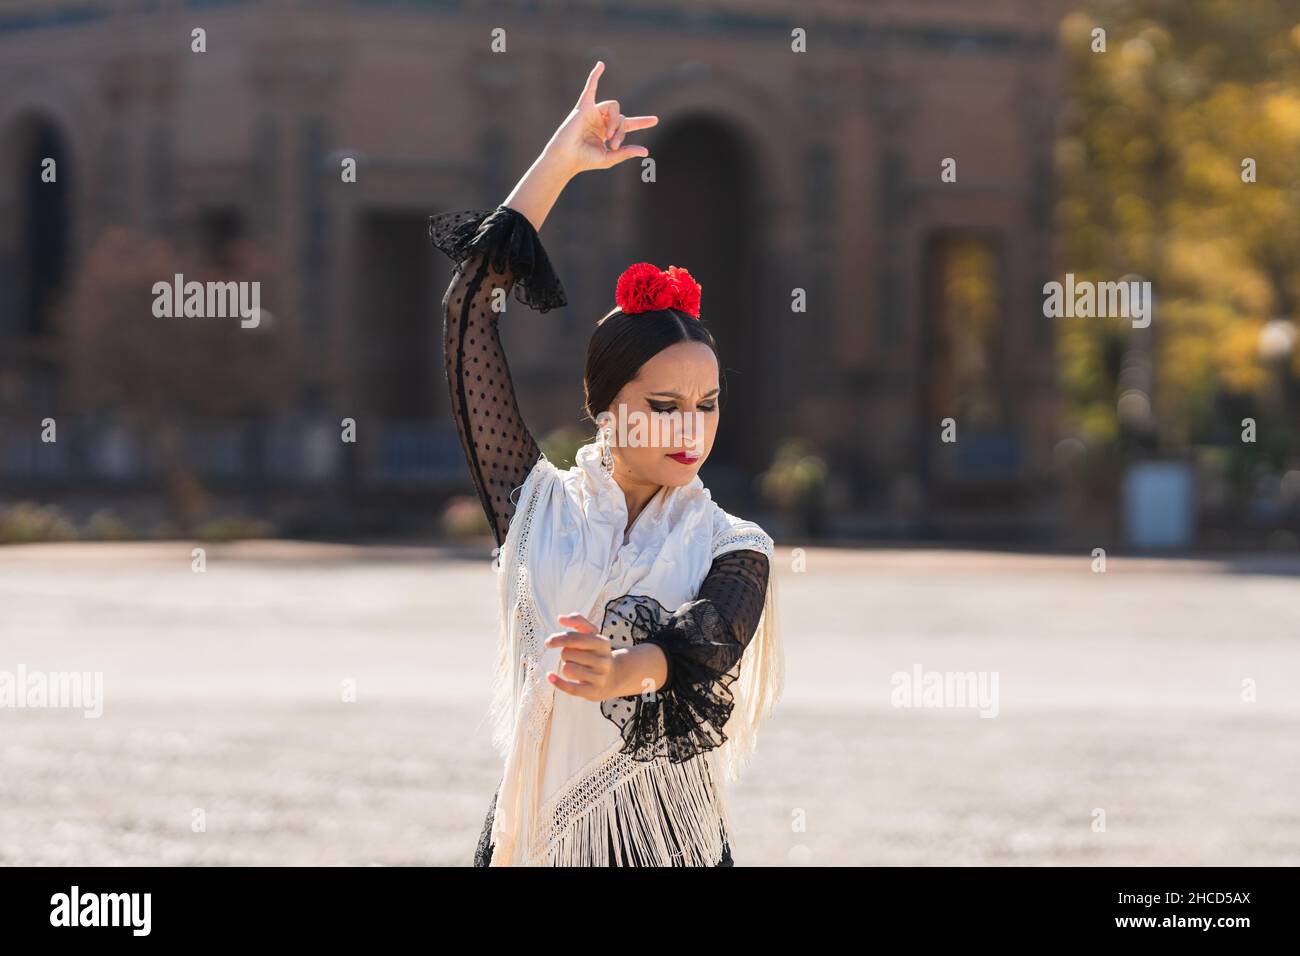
[431,205,770,867]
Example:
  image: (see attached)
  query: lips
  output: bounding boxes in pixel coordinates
[667,452,700,465]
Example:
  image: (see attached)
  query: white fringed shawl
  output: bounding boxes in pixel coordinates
[485,440,781,866]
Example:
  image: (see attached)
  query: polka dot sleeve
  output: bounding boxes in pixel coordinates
[600,549,772,763]
[429,205,568,548]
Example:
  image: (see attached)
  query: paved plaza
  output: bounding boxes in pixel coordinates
[1,541,1297,866]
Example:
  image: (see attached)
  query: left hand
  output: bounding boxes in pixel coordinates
[545,613,617,700]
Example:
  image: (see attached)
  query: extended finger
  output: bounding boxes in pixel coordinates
[556,613,598,633]
[602,144,650,168]
[557,659,601,682]
[548,671,594,697]
[545,631,612,651]
[578,61,604,107]
[559,648,611,669]
[621,115,658,134]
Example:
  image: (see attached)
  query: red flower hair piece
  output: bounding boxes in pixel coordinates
[615,262,703,318]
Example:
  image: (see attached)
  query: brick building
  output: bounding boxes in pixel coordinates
[0,0,1065,538]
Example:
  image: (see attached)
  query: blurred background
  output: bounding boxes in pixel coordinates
[1,0,1298,867]
[3,0,1300,550]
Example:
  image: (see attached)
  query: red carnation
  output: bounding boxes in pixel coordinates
[666,265,702,318]
[616,263,676,314]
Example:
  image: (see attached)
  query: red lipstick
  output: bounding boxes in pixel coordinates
[667,452,700,465]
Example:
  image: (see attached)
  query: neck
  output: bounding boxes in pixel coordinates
[613,469,663,535]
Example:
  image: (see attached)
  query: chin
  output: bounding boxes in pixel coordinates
[656,454,708,486]
[660,468,700,487]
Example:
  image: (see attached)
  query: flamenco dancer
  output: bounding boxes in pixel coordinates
[430,61,782,867]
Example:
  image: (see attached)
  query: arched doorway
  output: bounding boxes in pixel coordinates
[0,113,73,412]
[8,115,73,337]
[638,113,765,500]
[918,229,1025,530]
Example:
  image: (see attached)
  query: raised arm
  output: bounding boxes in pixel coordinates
[432,206,561,548]
[430,60,658,547]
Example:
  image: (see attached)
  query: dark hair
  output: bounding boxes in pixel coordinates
[583,307,719,423]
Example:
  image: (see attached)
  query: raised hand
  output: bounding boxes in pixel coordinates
[546,61,659,176]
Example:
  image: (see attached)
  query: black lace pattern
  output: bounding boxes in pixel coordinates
[430,205,567,546]
[599,548,771,764]
[429,205,568,314]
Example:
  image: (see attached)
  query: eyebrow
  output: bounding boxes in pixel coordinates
[647,389,720,399]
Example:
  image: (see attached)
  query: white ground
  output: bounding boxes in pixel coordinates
[1,541,1297,866]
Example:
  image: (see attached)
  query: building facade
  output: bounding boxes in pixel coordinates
[0,0,1065,538]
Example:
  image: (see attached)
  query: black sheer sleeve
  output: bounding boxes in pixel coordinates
[430,205,567,548]
[599,549,771,763]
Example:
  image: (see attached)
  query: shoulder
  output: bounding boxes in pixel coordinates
[507,453,565,520]
[710,505,774,560]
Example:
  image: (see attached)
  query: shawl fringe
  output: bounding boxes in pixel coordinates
[716,570,783,784]
[532,748,731,867]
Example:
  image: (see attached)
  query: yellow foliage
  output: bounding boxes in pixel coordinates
[1060,2,1300,445]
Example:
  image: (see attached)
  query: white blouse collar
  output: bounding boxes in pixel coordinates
[573,440,707,551]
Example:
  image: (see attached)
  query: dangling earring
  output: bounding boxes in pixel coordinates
[599,424,615,479]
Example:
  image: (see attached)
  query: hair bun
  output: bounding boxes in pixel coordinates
[615,262,702,318]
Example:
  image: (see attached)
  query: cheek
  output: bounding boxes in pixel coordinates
[620,442,666,476]
[696,412,719,455]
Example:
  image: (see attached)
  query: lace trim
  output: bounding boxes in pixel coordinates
[713,528,774,560]
[483,457,556,866]
[530,743,729,867]
[598,592,674,735]
[487,458,551,754]
[540,745,640,851]
[512,464,553,748]
[597,592,743,764]
[429,205,568,313]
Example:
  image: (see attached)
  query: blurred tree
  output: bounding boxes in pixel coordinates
[57,227,302,534]
[1058,3,1300,452]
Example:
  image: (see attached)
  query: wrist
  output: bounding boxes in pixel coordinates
[611,644,667,699]
[535,126,582,178]
[538,142,579,181]
[503,147,574,233]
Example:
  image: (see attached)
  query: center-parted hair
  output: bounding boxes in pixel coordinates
[583,307,719,424]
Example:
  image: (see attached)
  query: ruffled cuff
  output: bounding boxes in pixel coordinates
[428,204,568,314]
[599,595,742,764]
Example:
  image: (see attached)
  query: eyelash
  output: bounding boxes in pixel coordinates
[650,402,717,414]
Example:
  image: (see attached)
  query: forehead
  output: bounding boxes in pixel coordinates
[628,341,720,393]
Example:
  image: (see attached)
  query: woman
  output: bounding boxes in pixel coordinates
[430,61,782,867]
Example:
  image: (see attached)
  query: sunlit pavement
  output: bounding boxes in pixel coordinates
[2,541,1297,866]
